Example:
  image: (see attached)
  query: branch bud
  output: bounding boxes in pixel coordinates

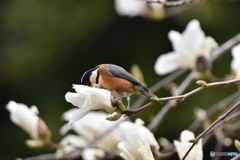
[189,138,198,143]
[106,113,122,121]
[117,100,126,112]
[176,98,185,103]
[196,80,208,87]
[26,139,44,148]
[150,97,160,102]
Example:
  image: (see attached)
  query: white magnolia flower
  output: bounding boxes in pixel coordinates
[60,109,119,151]
[174,130,203,160]
[6,101,50,148]
[115,119,160,160]
[6,101,39,139]
[114,0,164,20]
[65,85,117,123]
[155,19,218,75]
[231,44,240,78]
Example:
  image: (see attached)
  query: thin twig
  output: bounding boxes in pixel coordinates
[148,71,197,132]
[188,91,240,131]
[159,109,240,160]
[147,33,240,133]
[22,153,57,160]
[211,33,240,62]
[209,111,240,135]
[182,101,240,160]
[145,0,196,7]
[125,78,240,117]
[131,69,186,110]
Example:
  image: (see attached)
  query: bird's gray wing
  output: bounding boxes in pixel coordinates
[104,64,142,86]
[104,64,157,98]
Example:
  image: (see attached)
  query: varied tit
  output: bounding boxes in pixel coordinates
[81,64,158,108]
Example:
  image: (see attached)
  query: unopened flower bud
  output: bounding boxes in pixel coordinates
[38,118,50,138]
[235,139,240,152]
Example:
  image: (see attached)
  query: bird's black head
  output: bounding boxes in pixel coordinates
[81,67,98,86]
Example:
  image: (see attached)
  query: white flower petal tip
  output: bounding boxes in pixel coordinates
[114,0,165,20]
[116,120,160,160]
[174,130,203,160]
[155,19,218,75]
[231,44,240,78]
[65,85,117,122]
[82,148,105,160]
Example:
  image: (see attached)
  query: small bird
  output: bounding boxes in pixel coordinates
[81,64,158,108]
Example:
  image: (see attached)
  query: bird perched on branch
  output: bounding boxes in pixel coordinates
[81,64,158,108]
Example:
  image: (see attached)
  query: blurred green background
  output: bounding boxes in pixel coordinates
[1,0,240,159]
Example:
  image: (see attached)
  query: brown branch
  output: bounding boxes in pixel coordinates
[182,101,240,160]
[162,109,240,160]
[187,91,240,131]
[210,33,240,62]
[125,78,240,115]
[131,68,186,110]
[146,33,240,132]
[146,0,196,7]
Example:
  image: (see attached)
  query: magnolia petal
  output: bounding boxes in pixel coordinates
[126,132,155,160]
[154,52,182,75]
[59,124,73,135]
[82,148,105,160]
[174,130,203,160]
[67,85,116,114]
[168,30,182,51]
[114,0,145,18]
[138,141,155,160]
[6,101,39,139]
[69,108,91,124]
[30,105,39,115]
[156,19,217,73]
[114,0,164,20]
[65,92,86,108]
[115,120,159,160]
[175,20,205,56]
[180,130,195,143]
[61,108,79,121]
[60,134,88,146]
[87,89,116,113]
[201,36,218,58]
[118,142,135,160]
[173,140,186,159]
[231,44,240,78]
[232,44,240,60]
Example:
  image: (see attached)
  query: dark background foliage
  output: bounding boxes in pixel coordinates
[1,0,240,159]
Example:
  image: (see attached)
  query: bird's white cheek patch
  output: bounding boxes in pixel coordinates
[90,69,99,84]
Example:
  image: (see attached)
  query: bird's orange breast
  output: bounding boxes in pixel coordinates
[98,67,135,96]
